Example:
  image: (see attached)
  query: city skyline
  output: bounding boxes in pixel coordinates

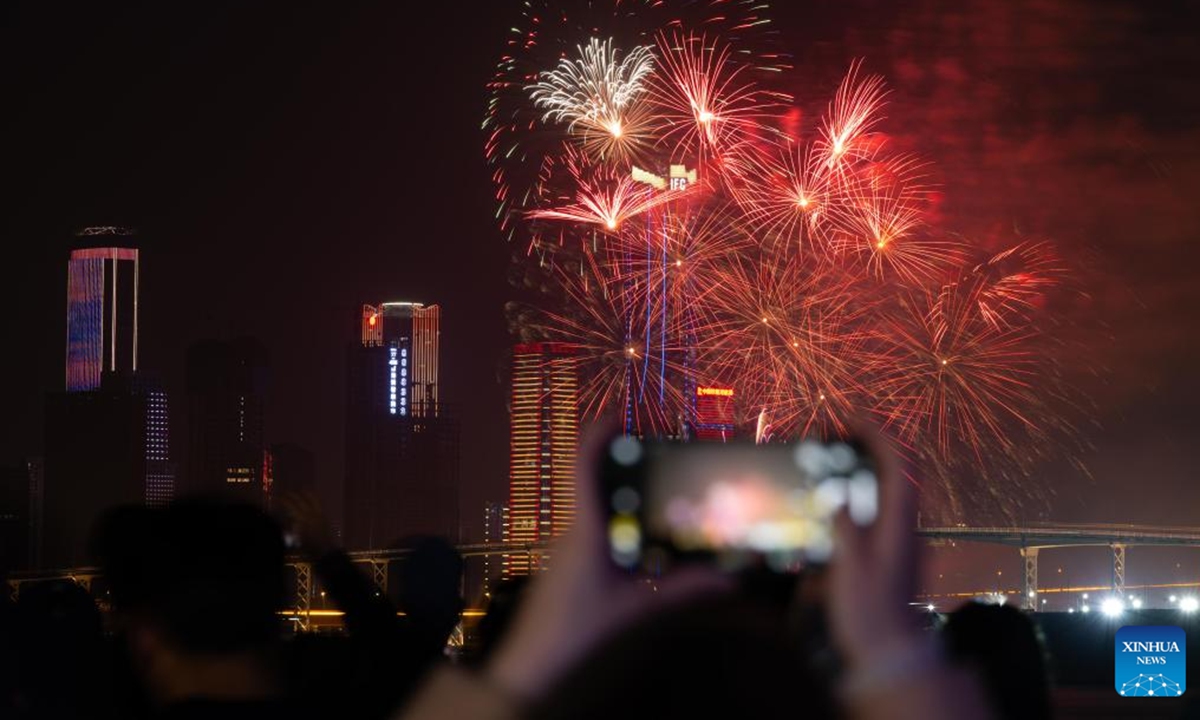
[2,2,1199,594]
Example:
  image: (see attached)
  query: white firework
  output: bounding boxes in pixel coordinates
[529,37,655,139]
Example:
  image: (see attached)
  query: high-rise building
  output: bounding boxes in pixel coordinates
[481,500,509,593]
[694,385,737,441]
[65,227,139,392]
[505,343,579,577]
[44,230,173,568]
[144,383,174,507]
[360,302,440,417]
[345,302,459,549]
[185,338,269,506]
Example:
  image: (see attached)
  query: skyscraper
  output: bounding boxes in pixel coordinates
[345,302,459,549]
[144,383,174,507]
[185,338,269,506]
[481,500,509,592]
[44,230,173,568]
[65,227,139,392]
[360,302,441,417]
[505,342,579,577]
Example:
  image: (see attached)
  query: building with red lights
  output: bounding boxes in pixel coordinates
[694,385,736,441]
[65,228,139,392]
[505,343,579,576]
[43,229,174,567]
[345,301,459,550]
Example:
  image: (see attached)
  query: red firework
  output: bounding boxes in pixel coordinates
[489,0,1078,518]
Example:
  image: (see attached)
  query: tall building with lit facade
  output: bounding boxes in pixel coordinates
[44,230,174,568]
[345,302,459,549]
[359,303,441,417]
[505,343,579,577]
[185,338,269,506]
[144,384,174,506]
[65,228,139,392]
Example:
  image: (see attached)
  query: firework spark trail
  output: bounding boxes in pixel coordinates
[817,59,889,171]
[488,0,1080,520]
[649,32,793,191]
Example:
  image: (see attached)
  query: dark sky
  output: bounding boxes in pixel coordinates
[2,1,1198,588]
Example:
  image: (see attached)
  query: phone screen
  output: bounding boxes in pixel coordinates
[605,438,877,571]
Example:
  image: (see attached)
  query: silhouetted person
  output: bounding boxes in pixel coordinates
[472,575,533,665]
[397,536,465,657]
[92,499,310,719]
[8,579,110,720]
[942,601,1052,720]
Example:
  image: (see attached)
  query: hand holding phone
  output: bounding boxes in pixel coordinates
[600,436,879,572]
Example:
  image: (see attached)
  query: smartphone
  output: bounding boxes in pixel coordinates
[600,436,878,572]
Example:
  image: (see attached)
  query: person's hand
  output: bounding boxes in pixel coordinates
[276,491,336,559]
[484,422,733,703]
[827,430,921,670]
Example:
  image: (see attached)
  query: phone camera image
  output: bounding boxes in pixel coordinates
[601,436,877,573]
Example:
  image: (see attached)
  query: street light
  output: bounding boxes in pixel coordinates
[1180,597,1199,613]
[1101,597,1125,618]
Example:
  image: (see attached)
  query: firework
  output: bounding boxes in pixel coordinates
[487,0,1078,520]
[529,38,656,159]
[527,143,685,232]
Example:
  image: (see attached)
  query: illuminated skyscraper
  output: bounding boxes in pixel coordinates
[345,301,458,549]
[144,385,174,507]
[44,230,173,567]
[360,302,440,417]
[65,227,139,392]
[505,343,579,577]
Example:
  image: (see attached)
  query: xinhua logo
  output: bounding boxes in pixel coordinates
[1115,626,1186,697]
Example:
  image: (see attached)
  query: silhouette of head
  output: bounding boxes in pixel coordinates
[10,579,107,716]
[396,536,464,651]
[942,601,1052,720]
[94,498,286,654]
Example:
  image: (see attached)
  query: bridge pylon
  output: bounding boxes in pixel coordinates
[1020,547,1039,611]
[1112,543,1126,597]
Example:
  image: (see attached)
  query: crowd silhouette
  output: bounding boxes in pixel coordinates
[2,425,1077,720]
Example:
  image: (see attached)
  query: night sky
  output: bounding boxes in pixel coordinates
[2,1,1198,592]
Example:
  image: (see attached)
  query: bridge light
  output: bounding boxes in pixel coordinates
[1131,596,1142,610]
[1101,597,1125,618]
[1180,597,1199,613]
[1081,604,1090,613]
[1169,595,1178,603]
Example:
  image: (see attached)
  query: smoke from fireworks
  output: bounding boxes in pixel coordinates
[487,0,1079,520]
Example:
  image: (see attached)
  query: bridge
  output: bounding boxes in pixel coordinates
[4,542,552,631]
[10,525,1200,626]
[918,523,1200,610]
